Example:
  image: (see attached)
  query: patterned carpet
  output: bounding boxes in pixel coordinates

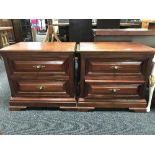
[0,58,155,135]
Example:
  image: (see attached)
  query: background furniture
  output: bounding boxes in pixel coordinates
[120,19,141,29]
[93,28,155,47]
[0,19,15,45]
[148,22,155,29]
[51,19,142,42]
[12,19,33,42]
[43,19,61,42]
[0,27,11,48]
[97,19,120,29]
[69,19,93,42]
[120,23,141,29]
[58,19,69,41]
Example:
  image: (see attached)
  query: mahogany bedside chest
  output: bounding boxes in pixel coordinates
[78,42,155,112]
[0,42,76,111]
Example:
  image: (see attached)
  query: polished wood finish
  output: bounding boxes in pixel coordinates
[93,28,155,36]
[79,42,155,111]
[0,42,76,110]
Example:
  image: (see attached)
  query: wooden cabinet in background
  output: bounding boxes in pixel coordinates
[11,19,33,42]
[0,19,15,45]
[0,19,12,28]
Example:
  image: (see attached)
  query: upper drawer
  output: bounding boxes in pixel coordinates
[14,60,66,73]
[86,59,142,75]
[7,55,73,76]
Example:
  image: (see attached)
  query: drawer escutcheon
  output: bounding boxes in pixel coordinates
[111,65,121,71]
[109,88,120,93]
[33,65,46,70]
[37,85,46,90]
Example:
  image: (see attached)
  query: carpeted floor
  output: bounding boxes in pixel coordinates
[0,58,155,135]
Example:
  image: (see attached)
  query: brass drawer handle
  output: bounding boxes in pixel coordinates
[37,86,45,90]
[111,65,120,71]
[33,65,45,70]
[109,88,120,93]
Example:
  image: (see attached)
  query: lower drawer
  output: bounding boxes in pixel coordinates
[84,82,144,99]
[12,80,71,97]
[19,81,64,92]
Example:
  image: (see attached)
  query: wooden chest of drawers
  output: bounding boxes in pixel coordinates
[78,42,155,112]
[0,42,76,110]
[0,42,155,112]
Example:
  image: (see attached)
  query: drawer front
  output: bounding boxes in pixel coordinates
[7,55,73,76]
[19,81,65,92]
[14,60,66,73]
[88,60,141,74]
[13,80,71,97]
[84,56,144,75]
[84,82,144,99]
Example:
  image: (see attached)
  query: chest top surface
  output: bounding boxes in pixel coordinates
[79,42,155,53]
[0,42,76,53]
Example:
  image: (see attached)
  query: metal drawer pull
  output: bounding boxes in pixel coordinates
[111,66,120,70]
[33,65,45,70]
[109,88,120,93]
[37,86,45,90]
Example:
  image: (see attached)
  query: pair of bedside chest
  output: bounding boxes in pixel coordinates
[0,42,155,112]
